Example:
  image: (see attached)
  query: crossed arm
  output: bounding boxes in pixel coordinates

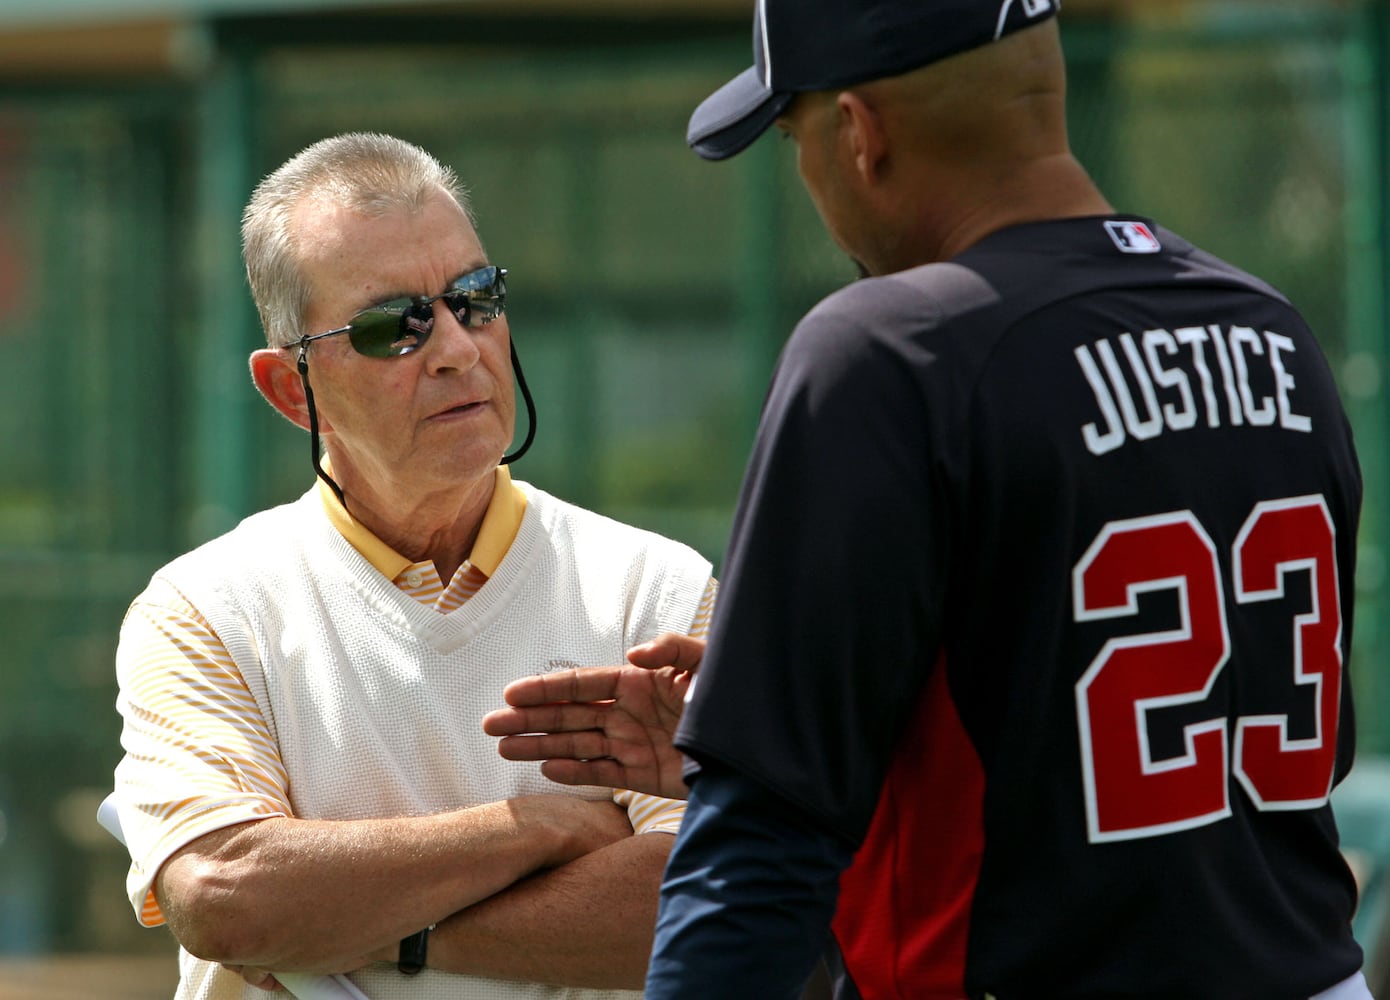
[156,795,667,988]
[482,633,704,801]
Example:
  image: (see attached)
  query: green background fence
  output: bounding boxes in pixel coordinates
[0,0,1386,974]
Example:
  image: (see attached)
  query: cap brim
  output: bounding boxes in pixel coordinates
[687,66,794,161]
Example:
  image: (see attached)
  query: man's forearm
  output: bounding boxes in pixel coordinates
[429,831,675,988]
[157,795,629,973]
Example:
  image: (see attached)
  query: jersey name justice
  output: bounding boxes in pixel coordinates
[1075,323,1312,455]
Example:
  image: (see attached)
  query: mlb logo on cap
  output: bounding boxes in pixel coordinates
[1104,220,1162,254]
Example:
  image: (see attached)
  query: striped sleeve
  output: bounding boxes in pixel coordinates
[688,574,718,640]
[615,575,718,835]
[619,790,685,836]
[113,577,291,927]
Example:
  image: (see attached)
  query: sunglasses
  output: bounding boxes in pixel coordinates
[296,264,507,359]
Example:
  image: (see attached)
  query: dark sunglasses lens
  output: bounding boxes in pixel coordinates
[449,267,505,328]
[347,307,432,357]
[337,268,504,355]
[441,293,472,329]
[442,293,502,329]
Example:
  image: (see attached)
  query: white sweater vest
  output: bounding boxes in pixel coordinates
[157,481,711,999]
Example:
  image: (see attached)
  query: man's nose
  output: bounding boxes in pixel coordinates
[424,299,483,371]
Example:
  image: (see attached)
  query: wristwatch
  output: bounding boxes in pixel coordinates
[398,924,435,975]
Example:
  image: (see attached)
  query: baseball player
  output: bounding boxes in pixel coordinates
[488,1,1371,997]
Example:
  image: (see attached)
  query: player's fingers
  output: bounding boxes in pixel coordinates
[496,731,611,762]
[501,667,624,707]
[483,703,609,737]
[540,757,629,788]
[481,706,528,736]
[626,633,706,672]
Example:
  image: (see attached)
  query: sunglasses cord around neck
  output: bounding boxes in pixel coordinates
[294,341,538,511]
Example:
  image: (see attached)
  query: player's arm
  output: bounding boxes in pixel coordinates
[644,302,947,995]
[646,762,852,999]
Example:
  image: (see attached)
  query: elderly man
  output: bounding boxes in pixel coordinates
[111,132,714,1000]
[485,2,1371,998]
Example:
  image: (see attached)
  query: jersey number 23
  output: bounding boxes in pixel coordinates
[1072,494,1342,843]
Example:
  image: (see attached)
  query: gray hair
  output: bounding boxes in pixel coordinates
[241,132,472,348]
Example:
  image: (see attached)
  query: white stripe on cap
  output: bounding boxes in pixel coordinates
[996,0,1056,40]
[759,0,773,88]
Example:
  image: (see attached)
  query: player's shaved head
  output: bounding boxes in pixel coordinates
[782,19,1106,274]
[863,18,1070,167]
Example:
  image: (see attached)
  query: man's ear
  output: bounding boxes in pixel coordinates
[837,90,889,185]
[250,348,328,433]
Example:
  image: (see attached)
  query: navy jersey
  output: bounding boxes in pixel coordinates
[668,217,1364,998]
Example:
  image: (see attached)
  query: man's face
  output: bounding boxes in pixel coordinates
[778,92,883,277]
[293,187,516,500]
[779,94,864,269]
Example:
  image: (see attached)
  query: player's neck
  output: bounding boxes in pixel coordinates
[883,153,1113,272]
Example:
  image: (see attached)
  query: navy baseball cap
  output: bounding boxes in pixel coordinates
[688,0,1062,160]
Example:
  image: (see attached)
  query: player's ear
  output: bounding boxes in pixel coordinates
[837,90,889,185]
[250,348,325,433]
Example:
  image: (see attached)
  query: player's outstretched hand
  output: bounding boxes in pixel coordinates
[482,633,704,800]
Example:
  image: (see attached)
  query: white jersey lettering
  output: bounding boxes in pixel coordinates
[1078,324,1314,455]
[1230,326,1277,426]
[1142,329,1197,431]
[1105,335,1164,441]
[1267,331,1313,432]
[1076,343,1126,456]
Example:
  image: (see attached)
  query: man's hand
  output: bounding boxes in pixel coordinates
[482,633,704,800]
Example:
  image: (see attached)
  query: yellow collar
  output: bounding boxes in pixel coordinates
[317,466,527,579]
